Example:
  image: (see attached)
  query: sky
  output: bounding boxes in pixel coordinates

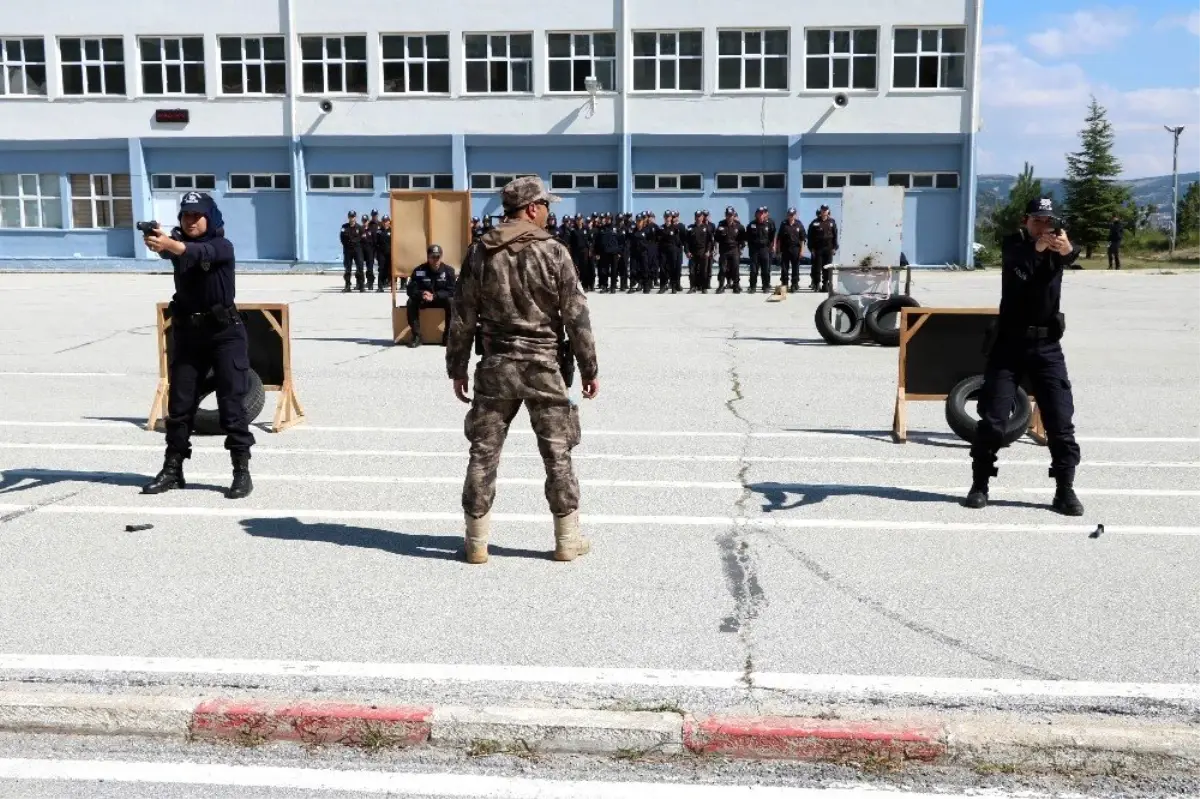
[976,1,1200,178]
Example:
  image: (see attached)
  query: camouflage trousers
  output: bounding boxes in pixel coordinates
[462,398,582,518]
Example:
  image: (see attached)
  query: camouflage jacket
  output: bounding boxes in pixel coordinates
[446,219,599,401]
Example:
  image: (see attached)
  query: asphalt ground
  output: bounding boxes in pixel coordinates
[0,271,1197,715]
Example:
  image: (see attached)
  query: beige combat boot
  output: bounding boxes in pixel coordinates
[553,510,591,562]
[464,512,491,564]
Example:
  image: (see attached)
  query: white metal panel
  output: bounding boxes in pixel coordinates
[837,185,904,268]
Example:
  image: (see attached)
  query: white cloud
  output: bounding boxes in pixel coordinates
[1026,8,1138,57]
[1156,10,1200,36]
[978,41,1200,177]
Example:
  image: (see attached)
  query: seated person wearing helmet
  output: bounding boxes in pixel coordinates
[406,244,456,347]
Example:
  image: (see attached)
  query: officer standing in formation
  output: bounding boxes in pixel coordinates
[776,207,806,292]
[595,213,621,293]
[406,244,457,348]
[361,212,378,291]
[744,206,776,293]
[447,176,599,565]
[340,211,365,293]
[966,197,1084,517]
[568,213,592,290]
[716,207,745,293]
[140,191,255,500]
[659,211,685,293]
[686,211,714,293]
[807,205,838,291]
[375,215,393,292]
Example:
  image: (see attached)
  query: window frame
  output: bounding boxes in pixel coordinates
[887,172,960,190]
[630,30,704,93]
[228,173,292,192]
[802,27,879,92]
[218,35,287,95]
[0,38,48,97]
[549,172,620,192]
[469,173,537,191]
[380,33,451,95]
[68,173,132,229]
[463,32,534,95]
[299,34,369,95]
[715,28,790,92]
[0,173,62,229]
[714,172,787,192]
[631,173,704,193]
[307,173,375,192]
[149,173,217,192]
[138,35,206,96]
[546,31,618,94]
[388,173,454,190]
[800,172,873,190]
[891,26,968,91]
[58,36,127,96]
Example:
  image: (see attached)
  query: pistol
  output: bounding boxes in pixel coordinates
[136,220,159,236]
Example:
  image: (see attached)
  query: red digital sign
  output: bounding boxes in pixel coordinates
[155,109,190,124]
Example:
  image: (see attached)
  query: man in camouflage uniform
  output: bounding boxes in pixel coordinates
[446,176,600,565]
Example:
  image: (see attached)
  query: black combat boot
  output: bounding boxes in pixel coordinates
[1051,468,1084,516]
[963,464,997,509]
[407,332,422,349]
[142,453,185,495]
[342,283,351,293]
[227,452,253,500]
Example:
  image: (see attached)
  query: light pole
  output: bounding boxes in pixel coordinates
[1165,125,1185,257]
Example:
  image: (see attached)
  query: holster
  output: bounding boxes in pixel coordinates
[558,335,575,388]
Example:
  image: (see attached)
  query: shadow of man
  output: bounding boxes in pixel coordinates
[240,517,552,561]
[748,482,1048,512]
[0,468,146,495]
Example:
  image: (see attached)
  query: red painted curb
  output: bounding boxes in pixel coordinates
[190,699,433,747]
[682,715,946,762]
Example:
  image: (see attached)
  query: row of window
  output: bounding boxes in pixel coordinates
[0,169,963,228]
[0,27,967,98]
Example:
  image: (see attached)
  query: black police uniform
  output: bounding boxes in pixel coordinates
[659,216,685,293]
[745,212,776,293]
[967,199,1084,516]
[1107,219,1123,270]
[375,221,393,291]
[568,222,591,289]
[596,221,621,292]
[340,214,365,291]
[776,213,806,290]
[716,214,745,293]
[142,192,255,500]
[807,213,838,291]
[686,215,714,293]
[361,214,378,290]
[617,216,633,291]
[406,255,457,346]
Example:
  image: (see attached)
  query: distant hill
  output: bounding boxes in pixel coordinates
[976,172,1199,228]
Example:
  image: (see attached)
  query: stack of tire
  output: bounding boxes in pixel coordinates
[944,375,1034,446]
[814,294,921,346]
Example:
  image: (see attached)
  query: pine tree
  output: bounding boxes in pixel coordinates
[1062,97,1131,257]
[1177,181,1200,240]
[986,162,1045,248]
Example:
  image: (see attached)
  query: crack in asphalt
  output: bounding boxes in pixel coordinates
[54,325,156,355]
[718,327,766,691]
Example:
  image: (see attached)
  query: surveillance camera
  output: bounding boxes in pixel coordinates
[319,99,333,114]
[833,93,849,108]
[584,76,599,95]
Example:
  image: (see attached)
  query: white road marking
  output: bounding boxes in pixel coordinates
[0,503,1195,535]
[0,442,1194,468]
[0,758,1039,798]
[0,372,128,377]
[0,655,1197,701]
[3,469,1199,497]
[0,419,1196,443]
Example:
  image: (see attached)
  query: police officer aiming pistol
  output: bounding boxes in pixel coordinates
[140,192,255,500]
[446,176,599,565]
[966,197,1084,517]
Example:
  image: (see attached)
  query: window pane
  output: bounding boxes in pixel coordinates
[140,38,160,61]
[827,175,846,187]
[765,30,788,55]
[60,38,81,62]
[594,33,615,58]
[407,37,424,58]
[681,175,701,191]
[893,56,916,88]
[550,173,572,190]
[22,199,40,227]
[679,57,701,90]
[300,37,321,60]
[633,175,654,191]
[851,56,876,89]
[346,62,367,92]
[323,37,341,59]
[806,29,829,55]
[231,174,251,189]
[221,63,242,92]
[465,61,487,92]
[832,30,850,53]
[41,198,62,228]
[464,35,486,59]
[917,55,938,87]
[433,174,453,189]
[84,39,101,60]
[597,173,618,189]
[345,36,366,61]
[183,63,205,93]
[573,34,591,56]
[151,174,171,189]
[805,56,829,89]
[716,174,738,190]
[302,63,323,92]
[921,29,939,51]
[763,173,785,189]
[182,37,203,61]
[95,199,113,227]
[936,172,959,189]
[658,176,678,189]
[717,30,740,55]
[548,60,571,92]
[888,174,908,187]
[246,174,268,188]
[276,174,291,189]
[19,174,38,194]
[175,175,193,189]
[742,175,761,189]
[105,64,126,94]
[572,59,590,92]
[142,65,163,94]
[633,33,656,57]
[166,63,182,93]
[331,175,350,188]
[595,59,616,91]
[744,31,761,55]
[264,63,285,93]
[764,56,786,89]
[679,31,702,56]
[633,58,655,90]
[409,175,430,188]
[548,33,570,58]
[511,60,531,92]
[38,174,59,196]
[744,58,761,89]
[112,174,131,197]
[86,64,102,91]
[576,174,595,189]
[942,28,966,53]
[912,174,934,188]
[831,58,849,88]
[326,62,343,91]
[894,28,918,54]
[354,175,373,189]
[309,174,329,190]
[382,35,403,60]
[941,55,965,88]
[382,61,406,92]
[428,62,448,93]
[264,37,284,60]
[851,29,876,55]
[196,175,215,190]
[658,59,676,90]
[511,34,532,59]
[427,35,448,59]
[0,198,20,227]
[388,175,406,189]
[717,57,740,89]
[218,37,239,61]
[409,62,425,92]
[658,33,676,55]
[849,174,871,186]
[0,174,18,196]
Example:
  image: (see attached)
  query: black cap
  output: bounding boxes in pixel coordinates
[428,244,442,256]
[179,191,214,214]
[756,206,767,213]
[787,207,797,215]
[819,204,830,212]
[471,216,480,223]
[381,216,390,222]
[370,209,379,216]
[702,209,710,215]
[1025,197,1056,217]
[725,206,735,215]
[347,210,356,218]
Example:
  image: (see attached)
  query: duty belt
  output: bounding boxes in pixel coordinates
[1022,326,1053,340]
[175,304,238,327]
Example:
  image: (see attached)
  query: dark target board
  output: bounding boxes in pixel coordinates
[892,307,1041,442]
[150,302,305,432]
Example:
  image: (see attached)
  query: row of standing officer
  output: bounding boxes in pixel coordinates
[339,210,400,293]
[473,207,840,295]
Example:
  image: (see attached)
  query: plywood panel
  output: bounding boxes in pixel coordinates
[390,193,429,278]
[429,193,471,269]
[839,185,904,268]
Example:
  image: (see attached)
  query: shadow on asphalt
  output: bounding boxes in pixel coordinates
[83,416,275,434]
[747,481,1049,512]
[786,427,970,449]
[0,468,231,494]
[294,336,394,347]
[735,336,829,347]
[240,517,553,562]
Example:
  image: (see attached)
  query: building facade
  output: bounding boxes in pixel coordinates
[0,0,983,267]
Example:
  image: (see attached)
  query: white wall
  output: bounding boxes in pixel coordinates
[0,0,978,140]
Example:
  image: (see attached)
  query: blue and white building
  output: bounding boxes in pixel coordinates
[0,0,983,267]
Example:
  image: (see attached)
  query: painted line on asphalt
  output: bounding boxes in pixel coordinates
[0,419,1196,444]
[0,758,1019,798]
[0,442,1194,468]
[0,654,1197,701]
[3,469,1199,497]
[0,503,1196,535]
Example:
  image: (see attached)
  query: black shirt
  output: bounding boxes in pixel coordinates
[1108,220,1123,244]
[407,262,457,301]
[807,217,838,248]
[340,222,362,251]
[569,226,590,254]
[162,229,236,315]
[776,219,805,250]
[998,230,1080,333]
[745,218,776,250]
[686,222,712,253]
[716,220,745,252]
[596,225,620,254]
